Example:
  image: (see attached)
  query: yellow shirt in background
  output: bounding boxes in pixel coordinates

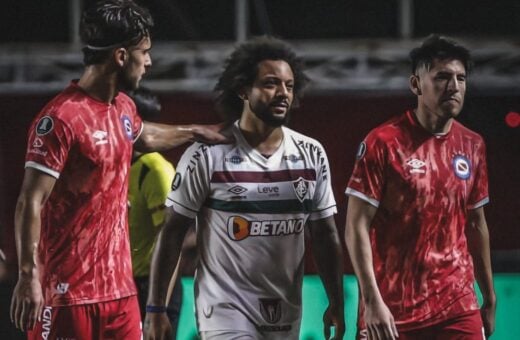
[128,152,175,277]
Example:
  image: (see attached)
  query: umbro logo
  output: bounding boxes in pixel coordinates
[406,158,426,174]
[228,185,248,195]
[93,130,108,145]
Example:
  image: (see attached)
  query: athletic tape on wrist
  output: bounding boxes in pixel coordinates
[145,305,167,313]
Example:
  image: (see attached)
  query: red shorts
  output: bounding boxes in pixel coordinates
[358,310,484,340]
[27,295,141,340]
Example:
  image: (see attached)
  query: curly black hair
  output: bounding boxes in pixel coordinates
[80,0,153,65]
[214,36,309,123]
[410,34,472,75]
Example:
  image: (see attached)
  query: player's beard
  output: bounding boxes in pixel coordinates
[249,100,291,127]
[117,67,139,92]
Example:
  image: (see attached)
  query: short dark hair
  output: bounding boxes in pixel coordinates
[126,87,161,121]
[80,0,153,65]
[214,36,309,123]
[410,34,472,74]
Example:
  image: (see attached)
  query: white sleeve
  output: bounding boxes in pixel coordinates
[309,144,337,221]
[165,143,211,218]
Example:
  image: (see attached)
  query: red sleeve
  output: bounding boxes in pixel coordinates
[131,109,143,142]
[345,133,387,207]
[467,140,489,209]
[25,114,74,178]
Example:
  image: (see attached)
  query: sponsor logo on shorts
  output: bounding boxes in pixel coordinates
[36,116,54,136]
[227,216,304,241]
[259,298,282,324]
[292,177,309,202]
[453,155,471,179]
[203,306,213,318]
[56,283,69,294]
[41,306,52,339]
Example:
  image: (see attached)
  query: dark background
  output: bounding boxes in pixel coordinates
[0,1,519,337]
[1,0,520,42]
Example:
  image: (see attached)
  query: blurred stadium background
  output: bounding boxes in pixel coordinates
[0,1,518,339]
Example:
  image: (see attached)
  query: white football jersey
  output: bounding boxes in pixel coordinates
[166,121,336,335]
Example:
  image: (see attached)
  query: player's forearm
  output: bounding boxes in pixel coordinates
[466,215,495,304]
[147,210,191,306]
[346,227,382,303]
[147,227,185,306]
[14,196,42,277]
[345,199,383,304]
[310,218,344,309]
[136,122,196,152]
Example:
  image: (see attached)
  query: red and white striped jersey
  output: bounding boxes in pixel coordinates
[167,121,336,333]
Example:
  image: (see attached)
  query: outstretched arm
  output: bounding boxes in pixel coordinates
[10,168,56,331]
[308,215,345,340]
[143,207,194,340]
[466,207,496,337]
[135,122,231,152]
[345,196,398,340]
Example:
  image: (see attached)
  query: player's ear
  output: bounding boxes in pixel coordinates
[114,47,128,67]
[237,89,248,101]
[409,74,422,96]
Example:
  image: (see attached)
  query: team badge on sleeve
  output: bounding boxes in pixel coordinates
[356,142,367,160]
[171,173,182,190]
[121,115,133,140]
[453,155,471,179]
[36,116,54,136]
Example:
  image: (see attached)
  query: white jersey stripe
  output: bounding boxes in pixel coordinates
[25,161,60,179]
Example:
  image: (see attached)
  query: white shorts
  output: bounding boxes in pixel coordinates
[200,328,300,340]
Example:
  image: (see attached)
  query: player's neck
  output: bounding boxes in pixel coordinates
[239,114,283,157]
[78,66,119,104]
[414,107,453,135]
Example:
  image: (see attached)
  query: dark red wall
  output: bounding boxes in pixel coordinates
[1,93,519,274]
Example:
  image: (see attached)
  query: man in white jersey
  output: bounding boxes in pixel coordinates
[144,37,345,340]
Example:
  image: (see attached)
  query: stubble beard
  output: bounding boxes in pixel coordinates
[249,101,291,127]
[118,67,140,92]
